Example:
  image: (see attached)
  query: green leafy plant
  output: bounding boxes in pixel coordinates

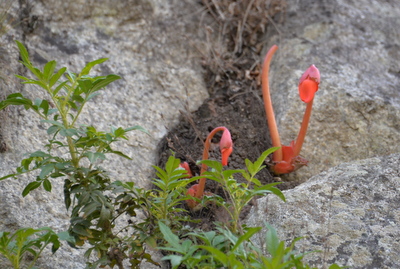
[0,227,71,269]
[0,41,153,268]
[159,219,344,269]
[200,147,285,232]
[156,150,344,269]
[151,155,200,228]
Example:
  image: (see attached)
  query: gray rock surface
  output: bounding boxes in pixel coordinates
[0,0,208,268]
[245,1,400,268]
[246,153,400,268]
[0,0,399,268]
[263,0,400,182]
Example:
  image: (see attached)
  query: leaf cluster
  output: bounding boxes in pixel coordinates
[159,219,343,269]
[155,153,345,269]
[151,156,199,227]
[0,41,155,268]
[199,147,285,232]
[0,227,72,269]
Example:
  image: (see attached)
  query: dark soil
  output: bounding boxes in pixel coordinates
[155,62,300,224]
[155,0,298,228]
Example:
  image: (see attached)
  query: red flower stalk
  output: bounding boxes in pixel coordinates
[186,126,233,208]
[261,45,320,174]
[293,64,320,157]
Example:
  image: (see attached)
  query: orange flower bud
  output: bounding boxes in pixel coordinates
[299,65,320,103]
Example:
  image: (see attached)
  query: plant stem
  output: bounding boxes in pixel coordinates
[261,45,282,162]
[57,104,79,167]
[45,77,80,168]
[293,99,313,156]
[67,137,79,167]
[195,126,228,199]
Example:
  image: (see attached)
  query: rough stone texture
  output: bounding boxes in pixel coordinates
[245,1,400,268]
[246,153,400,268]
[263,0,400,182]
[0,0,208,268]
[1,0,400,268]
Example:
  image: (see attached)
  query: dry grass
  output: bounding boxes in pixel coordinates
[196,0,286,95]
[0,0,14,38]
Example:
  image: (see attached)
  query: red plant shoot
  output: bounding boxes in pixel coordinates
[186,126,233,209]
[261,45,320,175]
[179,162,193,178]
[186,184,198,209]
